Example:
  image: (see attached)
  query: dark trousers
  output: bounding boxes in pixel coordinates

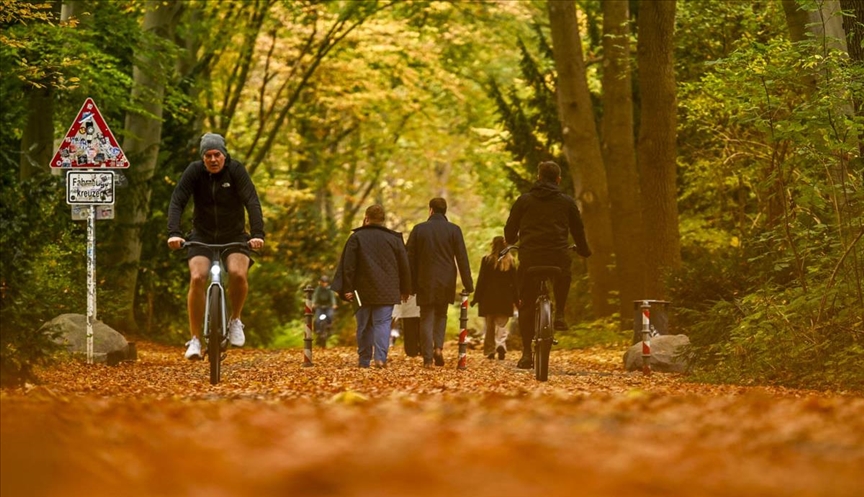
[401,317,421,357]
[420,303,448,362]
[517,253,571,353]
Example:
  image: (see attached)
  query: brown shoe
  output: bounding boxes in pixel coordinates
[433,348,444,366]
[373,360,386,369]
[422,360,434,369]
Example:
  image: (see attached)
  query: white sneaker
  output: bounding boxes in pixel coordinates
[185,336,202,360]
[228,319,245,347]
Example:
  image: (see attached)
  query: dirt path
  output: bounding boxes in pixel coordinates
[2,342,863,497]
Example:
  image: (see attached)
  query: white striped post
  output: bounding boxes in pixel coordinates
[457,290,469,370]
[303,285,314,367]
[640,301,652,375]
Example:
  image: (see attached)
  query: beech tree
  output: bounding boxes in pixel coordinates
[547,0,616,318]
[636,0,681,300]
[600,0,644,325]
[103,1,182,331]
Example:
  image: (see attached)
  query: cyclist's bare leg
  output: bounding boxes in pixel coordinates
[225,252,251,321]
[187,256,210,338]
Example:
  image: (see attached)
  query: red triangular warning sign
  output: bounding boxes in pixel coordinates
[50,98,129,169]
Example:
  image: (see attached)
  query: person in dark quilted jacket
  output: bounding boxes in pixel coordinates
[331,204,411,368]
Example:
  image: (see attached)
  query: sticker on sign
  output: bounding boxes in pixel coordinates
[67,171,115,205]
[71,205,115,220]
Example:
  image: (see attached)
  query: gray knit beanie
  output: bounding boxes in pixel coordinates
[199,133,228,158]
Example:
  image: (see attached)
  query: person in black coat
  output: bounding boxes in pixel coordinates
[167,133,265,360]
[406,197,474,368]
[504,161,591,369]
[331,204,411,368]
[471,236,518,360]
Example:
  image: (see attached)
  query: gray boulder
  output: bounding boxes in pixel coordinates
[41,313,129,364]
[623,334,691,373]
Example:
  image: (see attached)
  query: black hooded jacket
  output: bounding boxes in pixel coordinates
[167,157,265,241]
[503,181,591,260]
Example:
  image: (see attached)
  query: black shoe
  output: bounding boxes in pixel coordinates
[497,346,506,360]
[486,352,495,359]
[516,354,533,369]
[433,348,445,366]
[553,317,568,331]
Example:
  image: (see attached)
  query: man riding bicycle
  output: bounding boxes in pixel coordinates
[312,275,338,346]
[167,133,265,360]
[504,161,591,369]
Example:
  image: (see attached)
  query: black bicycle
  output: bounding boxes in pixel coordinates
[313,307,333,347]
[499,245,574,381]
[181,241,250,385]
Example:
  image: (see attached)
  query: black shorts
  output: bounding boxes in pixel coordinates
[186,232,254,266]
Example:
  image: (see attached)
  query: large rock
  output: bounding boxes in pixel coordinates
[41,313,129,364]
[623,334,691,373]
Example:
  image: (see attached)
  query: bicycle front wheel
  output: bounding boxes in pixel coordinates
[535,299,552,381]
[207,286,223,385]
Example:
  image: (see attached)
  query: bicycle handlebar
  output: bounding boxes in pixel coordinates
[181,241,251,250]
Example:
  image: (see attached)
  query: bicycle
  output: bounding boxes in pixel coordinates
[499,244,575,381]
[181,241,250,385]
[313,306,333,347]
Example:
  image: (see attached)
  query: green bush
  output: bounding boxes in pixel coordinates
[1,175,81,386]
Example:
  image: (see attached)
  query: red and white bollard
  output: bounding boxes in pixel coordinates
[457,290,469,370]
[640,300,652,376]
[303,285,314,367]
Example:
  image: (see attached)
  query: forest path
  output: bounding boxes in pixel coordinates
[2,342,862,497]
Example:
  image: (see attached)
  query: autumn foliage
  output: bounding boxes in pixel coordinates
[2,342,863,497]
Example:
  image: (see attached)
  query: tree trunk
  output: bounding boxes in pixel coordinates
[103,2,181,332]
[841,0,864,156]
[18,0,61,181]
[19,87,54,181]
[601,0,644,328]
[636,0,681,300]
[547,0,617,318]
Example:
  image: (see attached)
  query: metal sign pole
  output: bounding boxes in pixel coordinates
[86,204,96,364]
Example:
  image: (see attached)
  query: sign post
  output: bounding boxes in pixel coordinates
[52,98,128,364]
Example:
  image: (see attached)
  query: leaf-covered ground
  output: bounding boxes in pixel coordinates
[2,341,863,497]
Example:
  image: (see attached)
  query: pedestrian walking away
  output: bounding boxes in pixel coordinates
[406,197,474,368]
[504,161,591,369]
[331,204,411,369]
[471,236,518,361]
[167,133,265,360]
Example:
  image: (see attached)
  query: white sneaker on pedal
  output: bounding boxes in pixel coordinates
[185,336,202,360]
[228,319,245,347]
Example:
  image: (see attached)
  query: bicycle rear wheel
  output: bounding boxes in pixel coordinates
[207,286,223,385]
[535,299,552,381]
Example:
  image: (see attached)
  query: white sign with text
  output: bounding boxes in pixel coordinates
[66,170,115,205]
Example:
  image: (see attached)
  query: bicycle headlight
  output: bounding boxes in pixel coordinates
[210,265,221,277]
[319,314,327,320]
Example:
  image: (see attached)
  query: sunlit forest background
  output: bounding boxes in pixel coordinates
[1,0,862,390]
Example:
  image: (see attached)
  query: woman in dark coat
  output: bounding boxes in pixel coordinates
[471,236,518,360]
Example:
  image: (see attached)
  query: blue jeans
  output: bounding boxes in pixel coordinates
[420,303,448,362]
[355,305,393,366]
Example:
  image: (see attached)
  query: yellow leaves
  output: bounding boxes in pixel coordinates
[330,389,369,405]
[4,340,864,497]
